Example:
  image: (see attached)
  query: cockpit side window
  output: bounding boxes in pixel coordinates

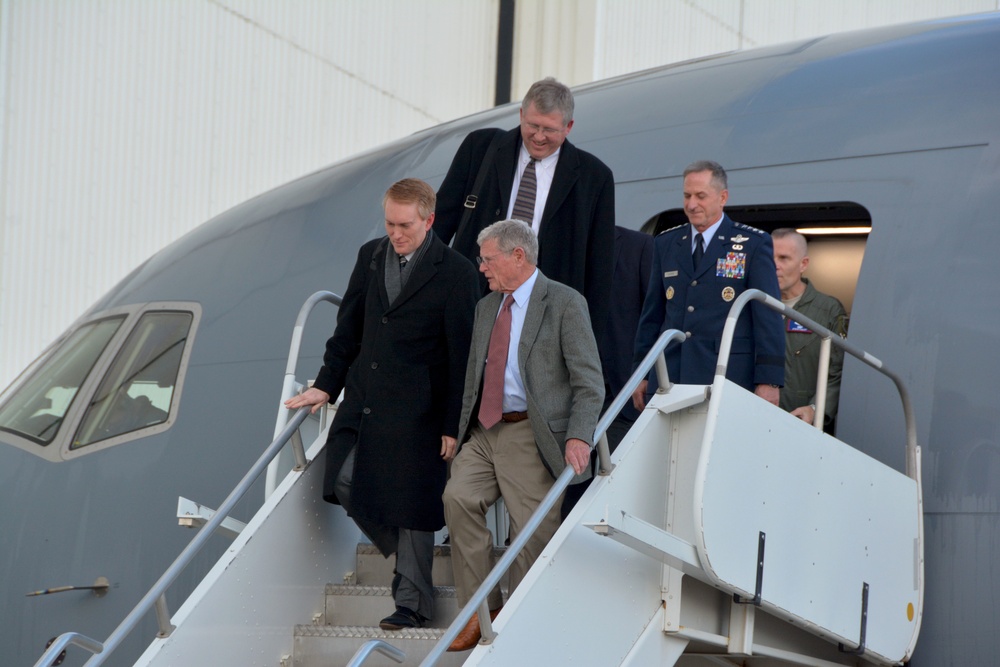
[72,312,193,449]
[0,316,126,445]
[0,302,201,461]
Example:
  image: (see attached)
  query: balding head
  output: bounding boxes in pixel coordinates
[772,228,809,298]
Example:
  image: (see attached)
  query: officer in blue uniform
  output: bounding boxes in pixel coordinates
[632,160,784,408]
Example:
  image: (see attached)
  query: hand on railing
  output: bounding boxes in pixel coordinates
[631,379,649,411]
[283,386,330,414]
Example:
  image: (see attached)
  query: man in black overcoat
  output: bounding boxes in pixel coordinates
[286,178,478,630]
[434,77,615,346]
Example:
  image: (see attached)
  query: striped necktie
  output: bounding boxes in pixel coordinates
[511,159,538,225]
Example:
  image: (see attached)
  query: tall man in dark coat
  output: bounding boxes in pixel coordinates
[434,77,615,346]
[633,161,784,408]
[562,225,653,518]
[285,178,478,631]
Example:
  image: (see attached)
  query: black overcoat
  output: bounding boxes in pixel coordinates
[433,127,615,347]
[312,233,478,531]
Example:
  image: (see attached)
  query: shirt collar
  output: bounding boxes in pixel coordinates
[518,144,560,169]
[510,268,539,308]
[692,214,725,244]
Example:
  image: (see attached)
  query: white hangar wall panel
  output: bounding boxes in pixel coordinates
[0,0,497,390]
[514,0,999,91]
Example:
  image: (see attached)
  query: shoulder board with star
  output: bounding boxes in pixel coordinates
[657,224,685,236]
[732,221,768,237]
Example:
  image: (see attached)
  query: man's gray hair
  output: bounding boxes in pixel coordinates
[683,160,728,191]
[478,219,539,265]
[772,227,808,257]
[522,77,574,126]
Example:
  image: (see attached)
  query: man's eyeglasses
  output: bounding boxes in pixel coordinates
[522,122,564,138]
[476,253,504,266]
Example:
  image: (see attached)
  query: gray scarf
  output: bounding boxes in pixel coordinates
[384,233,431,304]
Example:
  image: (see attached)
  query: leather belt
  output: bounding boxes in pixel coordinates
[501,411,529,423]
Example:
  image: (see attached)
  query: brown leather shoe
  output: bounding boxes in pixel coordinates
[447,607,502,652]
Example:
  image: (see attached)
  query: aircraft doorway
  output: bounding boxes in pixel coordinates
[640,201,870,316]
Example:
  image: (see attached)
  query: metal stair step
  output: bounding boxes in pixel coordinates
[323,584,459,628]
[292,625,468,667]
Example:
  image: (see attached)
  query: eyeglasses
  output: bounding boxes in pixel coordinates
[522,122,564,138]
[475,253,504,266]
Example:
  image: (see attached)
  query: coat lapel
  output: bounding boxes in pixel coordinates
[517,273,549,377]
[540,140,579,227]
[674,229,695,278]
[371,237,392,311]
[495,129,519,214]
[473,291,504,385]
[386,234,442,313]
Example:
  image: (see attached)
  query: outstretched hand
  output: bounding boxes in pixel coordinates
[283,387,331,414]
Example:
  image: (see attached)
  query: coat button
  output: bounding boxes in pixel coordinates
[363,407,371,415]
[371,362,378,369]
[685,331,692,338]
[687,306,694,312]
[691,280,698,286]
[381,317,388,324]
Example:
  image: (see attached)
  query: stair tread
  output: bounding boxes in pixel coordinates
[325,583,456,596]
[295,624,448,639]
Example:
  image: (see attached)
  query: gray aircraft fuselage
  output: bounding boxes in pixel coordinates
[2,12,999,666]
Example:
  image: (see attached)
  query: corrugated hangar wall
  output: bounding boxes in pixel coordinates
[0,0,996,390]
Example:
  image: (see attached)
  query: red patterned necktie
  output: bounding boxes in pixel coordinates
[511,159,538,225]
[478,294,515,429]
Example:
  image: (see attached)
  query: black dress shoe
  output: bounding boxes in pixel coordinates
[379,606,427,630]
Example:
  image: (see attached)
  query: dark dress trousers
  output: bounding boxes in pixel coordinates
[600,226,654,421]
[312,233,478,532]
[434,127,615,345]
[634,215,784,391]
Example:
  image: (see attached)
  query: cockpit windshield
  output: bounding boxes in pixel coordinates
[0,316,126,445]
[72,312,192,448]
[0,303,200,460]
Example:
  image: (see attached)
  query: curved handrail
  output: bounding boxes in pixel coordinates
[267,291,344,496]
[347,639,406,666]
[419,328,684,666]
[717,289,919,480]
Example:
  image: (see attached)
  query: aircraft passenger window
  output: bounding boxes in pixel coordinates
[72,311,193,449]
[0,317,126,445]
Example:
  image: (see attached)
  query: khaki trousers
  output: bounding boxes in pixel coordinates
[443,419,564,609]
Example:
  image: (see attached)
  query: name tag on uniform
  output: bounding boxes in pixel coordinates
[717,252,746,279]
[664,270,678,278]
[787,319,812,333]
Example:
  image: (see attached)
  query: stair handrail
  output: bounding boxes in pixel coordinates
[718,289,919,480]
[346,639,406,666]
[33,291,343,667]
[421,290,923,663]
[419,328,685,666]
[31,407,311,667]
[267,290,344,496]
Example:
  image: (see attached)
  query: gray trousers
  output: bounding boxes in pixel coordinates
[335,446,435,619]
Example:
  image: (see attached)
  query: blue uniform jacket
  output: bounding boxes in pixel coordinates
[634,215,784,391]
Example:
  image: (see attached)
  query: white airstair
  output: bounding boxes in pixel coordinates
[35,290,923,667]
